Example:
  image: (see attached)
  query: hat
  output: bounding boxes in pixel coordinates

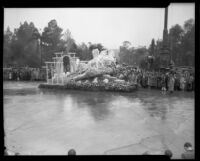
[165,149,173,158]
[184,142,193,151]
[68,149,76,155]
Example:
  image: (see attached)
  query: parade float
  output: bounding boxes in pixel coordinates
[38,49,138,92]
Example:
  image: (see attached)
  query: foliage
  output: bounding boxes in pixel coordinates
[122,41,131,49]
[3,22,40,67]
[3,27,13,66]
[76,42,92,60]
[142,18,195,70]
[118,41,148,66]
[89,43,106,52]
[180,19,195,66]
[168,19,194,66]
[3,18,194,68]
[60,29,77,53]
[41,19,63,62]
[149,39,155,56]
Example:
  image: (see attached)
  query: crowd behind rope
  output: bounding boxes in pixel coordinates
[3,65,195,92]
[3,67,46,81]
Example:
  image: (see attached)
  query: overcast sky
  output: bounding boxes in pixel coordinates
[4,3,194,49]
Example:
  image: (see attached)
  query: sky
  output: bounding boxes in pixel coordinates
[4,3,195,49]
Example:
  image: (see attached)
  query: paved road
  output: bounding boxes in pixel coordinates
[3,81,194,158]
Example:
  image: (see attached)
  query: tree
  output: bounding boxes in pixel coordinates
[3,22,41,67]
[3,27,13,66]
[77,42,92,60]
[41,19,63,61]
[119,43,130,64]
[16,21,40,67]
[89,43,105,52]
[61,29,77,53]
[181,19,195,66]
[134,47,148,66]
[169,24,184,44]
[183,18,194,33]
[122,41,131,49]
[119,40,148,66]
[149,39,155,56]
[4,27,13,43]
[148,18,195,68]
[169,24,184,65]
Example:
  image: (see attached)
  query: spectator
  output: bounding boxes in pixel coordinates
[168,73,175,93]
[180,74,186,91]
[161,74,166,94]
[147,73,151,88]
[165,73,169,91]
[192,74,195,90]
[144,73,148,88]
[4,149,8,155]
[12,69,17,80]
[17,69,20,81]
[141,73,147,88]
[31,68,35,81]
[187,74,194,91]
[165,149,173,159]
[157,72,162,89]
[142,151,149,155]
[68,149,76,155]
[137,72,142,87]
[9,70,12,80]
[174,73,180,91]
[20,69,24,80]
[181,142,194,159]
[36,68,40,80]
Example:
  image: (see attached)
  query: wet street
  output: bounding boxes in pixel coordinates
[3,81,194,158]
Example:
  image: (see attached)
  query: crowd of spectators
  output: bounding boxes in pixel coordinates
[3,65,195,93]
[3,67,46,81]
[137,69,194,92]
[114,64,194,93]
